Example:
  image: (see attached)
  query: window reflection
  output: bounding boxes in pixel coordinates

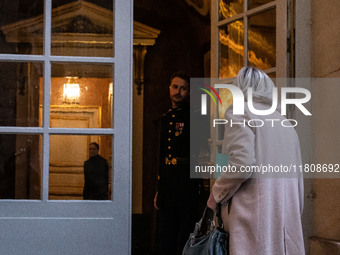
[0,0,44,55]
[268,72,276,79]
[51,0,114,57]
[0,134,41,199]
[0,0,113,57]
[248,9,276,69]
[0,62,43,127]
[219,20,244,78]
[49,135,112,200]
[219,0,244,20]
[49,63,113,128]
[218,10,276,79]
[218,88,233,119]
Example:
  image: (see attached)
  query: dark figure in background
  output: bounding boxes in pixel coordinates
[83,142,108,200]
[154,71,201,255]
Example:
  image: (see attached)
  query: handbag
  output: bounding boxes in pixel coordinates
[182,203,229,255]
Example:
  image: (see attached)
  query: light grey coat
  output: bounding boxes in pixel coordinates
[212,102,305,255]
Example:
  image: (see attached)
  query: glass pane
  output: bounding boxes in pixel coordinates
[51,0,114,57]
[248,9,276,69]
[219,20,244,78]
[248,0,274,10]
[50,63,113,128]
[218,88,233,119]
[49,135,112,200]
[219,0,244,20]
[0,0,44,54]
[0,62,43,127]
[268,72,276,78]
[0,134,42,199]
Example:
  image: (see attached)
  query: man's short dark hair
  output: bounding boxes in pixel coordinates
[170,71,190,85]
[90,142,99,150]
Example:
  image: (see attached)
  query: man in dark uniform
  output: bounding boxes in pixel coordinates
[154,71,201,255]
[83,142,109,200]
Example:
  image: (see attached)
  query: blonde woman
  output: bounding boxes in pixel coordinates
[208,67,305,255]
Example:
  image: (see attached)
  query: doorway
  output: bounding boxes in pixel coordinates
[132,1,211,254]
[0,0,133,254]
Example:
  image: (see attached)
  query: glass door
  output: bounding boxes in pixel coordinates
[0,0,132,254]
[210,0,289,158]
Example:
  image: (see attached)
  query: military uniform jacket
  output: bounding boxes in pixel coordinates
[156,104,199,208]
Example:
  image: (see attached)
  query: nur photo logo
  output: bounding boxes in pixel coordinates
[196,79,312,128]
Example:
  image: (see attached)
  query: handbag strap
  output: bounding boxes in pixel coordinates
[199,203,224,236]
[216,203,224,229]
[198,206,214,236]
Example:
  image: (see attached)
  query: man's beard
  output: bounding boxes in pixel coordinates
[172,95,182,101]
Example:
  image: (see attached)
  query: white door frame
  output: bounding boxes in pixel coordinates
[0,0,133,254]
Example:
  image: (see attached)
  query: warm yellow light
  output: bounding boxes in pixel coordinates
[63,77,80,104]
[109,82,113,99]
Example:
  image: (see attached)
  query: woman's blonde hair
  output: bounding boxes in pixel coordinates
[234,66,276,105]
